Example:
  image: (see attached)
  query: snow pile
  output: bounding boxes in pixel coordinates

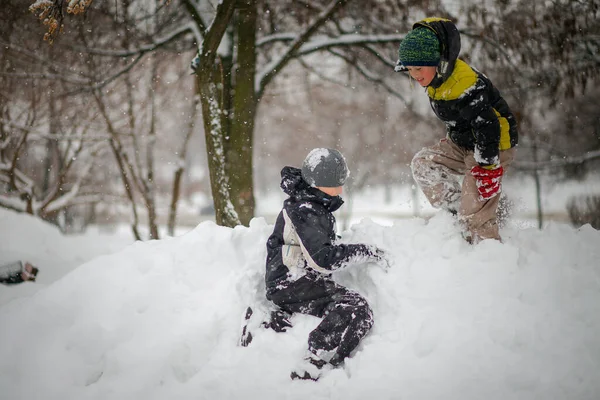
[1,212,599,400]
[0,209,130,306]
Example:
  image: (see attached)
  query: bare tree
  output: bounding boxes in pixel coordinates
[20,0,600,232]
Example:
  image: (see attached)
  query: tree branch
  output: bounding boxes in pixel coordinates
[256,0,349,100]
[181,0,207,40]
[59,53,145,97]
[326,48,407,103]
[69,21,195,57]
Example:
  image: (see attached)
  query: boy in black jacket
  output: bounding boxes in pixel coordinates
[395,18,518,243]
[265,148,389,381]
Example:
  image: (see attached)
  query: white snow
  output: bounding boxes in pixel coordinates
[1,200,599,399]
[29,0,52,9]
[0,210,130,306]
[303,148,331,171]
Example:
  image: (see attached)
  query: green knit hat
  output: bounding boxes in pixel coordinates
[398,27,440,67]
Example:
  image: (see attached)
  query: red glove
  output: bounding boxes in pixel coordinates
[471,165,504,200]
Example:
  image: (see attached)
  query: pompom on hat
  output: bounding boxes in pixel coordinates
[397,27,441,68]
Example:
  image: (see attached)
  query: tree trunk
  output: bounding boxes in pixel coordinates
[168,78,200,236]
[532,140,543,230]
[200,60,240,227]
[227,0,257,225]
[195,0,239,227]
[43,80,62,225]
[145,49,159,240]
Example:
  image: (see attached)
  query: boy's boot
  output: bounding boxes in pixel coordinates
[290,352,329,381]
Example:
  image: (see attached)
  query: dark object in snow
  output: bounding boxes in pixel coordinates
[290,354,329,382]
[239,306,294,347]
[290,370,319,382]
[0,261,39,285]
[261,309,293,333]
[240,307,254,347]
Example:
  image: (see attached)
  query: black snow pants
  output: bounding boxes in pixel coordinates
[266,273,373,366]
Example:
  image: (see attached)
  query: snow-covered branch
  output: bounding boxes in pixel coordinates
[42,153,97,214]
[359,43,398,69]
[0,195,30,214]
[256,32,297,47]
[0,40,88,78]
[255,0,349,99]
[296,33,404,55]
[70,22,195,57]
[60,53,145,97]
[181,0,207,41]
[257,33,403,51]
[0,163,35,191]
[459,30,522,73]
[198,0,236,61]
[297,58,348,88]
[38,137,98,213]
[256,32,404,96]
[326,48,407,103]
[0,72,90,86]
[0,118,110,142]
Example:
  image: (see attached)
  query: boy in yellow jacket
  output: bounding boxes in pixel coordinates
[396,18,518,242]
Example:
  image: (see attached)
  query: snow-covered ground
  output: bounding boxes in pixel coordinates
[0,210,131,306]
[1,197,599,399]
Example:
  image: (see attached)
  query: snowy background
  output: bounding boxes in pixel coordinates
[2,177,600,400]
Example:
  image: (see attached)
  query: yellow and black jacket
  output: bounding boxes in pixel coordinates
[414,18,518,166]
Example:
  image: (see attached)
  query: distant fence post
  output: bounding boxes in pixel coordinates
[532,141,543,230]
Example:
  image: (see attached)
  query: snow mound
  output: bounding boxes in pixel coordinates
[0,209,129,306]
[1,214,599,400]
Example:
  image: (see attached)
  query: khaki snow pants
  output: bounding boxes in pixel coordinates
[411,138,516,242]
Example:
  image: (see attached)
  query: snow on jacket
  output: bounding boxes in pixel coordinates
[416,17,518,166]
[265,167,377,292]
[0,261,25,285]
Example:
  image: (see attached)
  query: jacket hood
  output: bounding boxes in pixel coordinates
[280,166,344,212]
[395,18,461,89]
[414,18,461,88]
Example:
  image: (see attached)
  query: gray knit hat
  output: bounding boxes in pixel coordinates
[301,148,349,188]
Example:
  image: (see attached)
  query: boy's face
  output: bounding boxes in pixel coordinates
[316,186,343,197]
[406,66,437,87]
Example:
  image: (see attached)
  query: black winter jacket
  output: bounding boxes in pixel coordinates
[265,167,377,293]
[414,18,518,166]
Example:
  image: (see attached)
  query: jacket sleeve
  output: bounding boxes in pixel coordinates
[459,82,501,166]
[0,261,25,285]
[287,207,376,274]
